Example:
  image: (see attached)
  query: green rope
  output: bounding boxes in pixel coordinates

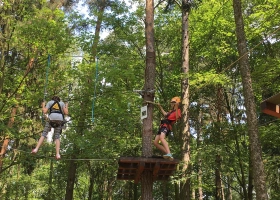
[92,57,99,122]
[44,55,51,100]
[42,55,51,123]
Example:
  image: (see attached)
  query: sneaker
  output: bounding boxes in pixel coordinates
[55,154,61,160]
[31,149,38,154]
[163,153,173,160]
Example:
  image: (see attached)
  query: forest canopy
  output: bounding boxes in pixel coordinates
[0,0,279,199]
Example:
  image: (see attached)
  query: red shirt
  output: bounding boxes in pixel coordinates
[166,109,181,124]
[161,109,181,130]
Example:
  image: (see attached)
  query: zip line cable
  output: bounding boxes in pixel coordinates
[92,57,99,123]
[0,145,117,161]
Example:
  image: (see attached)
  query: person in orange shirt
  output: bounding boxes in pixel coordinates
[147,97,181,160]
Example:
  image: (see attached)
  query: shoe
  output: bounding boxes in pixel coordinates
[31,149,38,154]
[55,154,61,160]
[163,153,173,160]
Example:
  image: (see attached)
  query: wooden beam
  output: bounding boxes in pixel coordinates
[117,157,180,182]
[153,162,160,181]
[134,162,145,184]
[261,101,280,118]
[262,93,280,104]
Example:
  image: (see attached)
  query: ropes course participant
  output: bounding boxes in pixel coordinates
[146,97,181,161]
[31,96,69,160]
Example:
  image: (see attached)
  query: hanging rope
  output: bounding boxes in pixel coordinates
[42,55,51,123]
[44,55,51,100]
[92,57,99,122]
[67,83,72,102]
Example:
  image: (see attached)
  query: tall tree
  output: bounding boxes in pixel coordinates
[232,0,268,199]
[180,0,191,199]
[141,0,156,199]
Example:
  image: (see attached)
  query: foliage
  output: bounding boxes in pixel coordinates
[0,0,280,199]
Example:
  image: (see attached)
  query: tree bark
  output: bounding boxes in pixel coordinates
[232,0,268,199]
[197,103,203,200]
[141,0,156,199]
[180,0,191,199]
[65,159,78,200]
[215,154,225,200]
[91,0,106,59]
[215,88,225,200]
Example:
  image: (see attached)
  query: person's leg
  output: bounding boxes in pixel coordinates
[32,136,46,153]
[158,133,170,154]
[32,123,50,153]
[55,139,60,157]
[154,134,168,154]
[54,126,62,160]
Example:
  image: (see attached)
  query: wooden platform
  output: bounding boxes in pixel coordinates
[261,93,280,118]
[117,156,179,184]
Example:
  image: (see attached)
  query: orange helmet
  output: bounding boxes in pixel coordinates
[170,96,181,103]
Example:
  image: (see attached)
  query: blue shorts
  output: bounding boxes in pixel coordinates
[42,121,62,140]
[157,127,170,137]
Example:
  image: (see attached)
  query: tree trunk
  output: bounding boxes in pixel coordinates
[235,132,248,200]
[226,176,233,200]
[215,86,225,200]
[232,0,268,199]
[248,154,254,200]
[162,181,168,200]
[65,159,78,200]
[197,103,203,200]
[91,0,106,59]
[87,162,95,200]
[215,154,225,200]
[47,159,54,200]
[180,0,191,199]
[134,183,138,200]
[141,0,156,199]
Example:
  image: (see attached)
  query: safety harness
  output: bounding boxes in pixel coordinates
[160,110,176,131]
[48,101,65,128]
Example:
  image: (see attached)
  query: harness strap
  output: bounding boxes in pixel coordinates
[160,119,172,130]
[49,100,65,120]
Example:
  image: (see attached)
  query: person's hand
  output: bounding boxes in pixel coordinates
[146,101,156,105]
[41,101,46,107]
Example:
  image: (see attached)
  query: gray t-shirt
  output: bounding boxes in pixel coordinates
[46,100,65,121]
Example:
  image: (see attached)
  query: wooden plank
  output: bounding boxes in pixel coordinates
[152,162,160,181]
[117,157,180,182]
[118,162,138,169]
[134,162,145,184]
[262,93,280,104]
[261,101,280,118]
[119,157,180,164]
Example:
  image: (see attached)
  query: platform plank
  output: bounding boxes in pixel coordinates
[261,93,280,118]
[117,157,179,183]
[262,93,280,104]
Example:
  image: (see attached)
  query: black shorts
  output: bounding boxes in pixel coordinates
[157,127,170,137]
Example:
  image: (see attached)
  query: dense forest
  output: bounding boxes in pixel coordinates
[0,0,279,199]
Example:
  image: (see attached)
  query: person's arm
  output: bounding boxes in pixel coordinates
[42,101,48,114]
[174,103,181,121]
[63,102,69,115]
[157,104,167,116]
[145,101,167,116]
